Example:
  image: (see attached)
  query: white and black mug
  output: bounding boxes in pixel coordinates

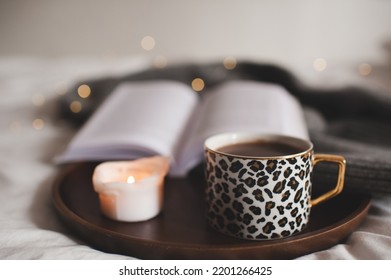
[204,132,346,240]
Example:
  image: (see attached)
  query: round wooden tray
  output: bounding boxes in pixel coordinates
[52,162,371,259]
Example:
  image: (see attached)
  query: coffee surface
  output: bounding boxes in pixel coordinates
[217,141,302,157]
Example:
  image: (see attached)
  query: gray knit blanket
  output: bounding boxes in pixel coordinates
[57,62,391,195]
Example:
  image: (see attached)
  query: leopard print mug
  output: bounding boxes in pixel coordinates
[204,133,346,240]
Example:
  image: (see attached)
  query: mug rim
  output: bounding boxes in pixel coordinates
[204,132,313,160]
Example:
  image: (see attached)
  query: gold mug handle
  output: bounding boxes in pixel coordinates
[311,154,346,207]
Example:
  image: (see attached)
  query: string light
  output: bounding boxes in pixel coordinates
[313,58,327,72]
[223,56,237,70]
[358,63,372,76]
[70,101,82,113]
[32,118,45,130]
[191,78,205,92]
[141,36,156,51]
[31,93,45,107]
[153,55,168,68]
[77,84,91,98]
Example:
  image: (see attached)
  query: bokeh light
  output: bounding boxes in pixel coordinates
[153,55,168,68]
[32,118,45,130]
[77,84,91,98]
[223,56,237,70]
[191,78,205,92]
[313,58,327,72]
[141,36,156,51]
[358,63,372,76]
[70,101,82,113]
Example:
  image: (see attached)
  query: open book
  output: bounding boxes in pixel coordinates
[56,80,309,176]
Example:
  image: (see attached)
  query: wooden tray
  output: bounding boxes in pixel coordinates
[52,162,371,259]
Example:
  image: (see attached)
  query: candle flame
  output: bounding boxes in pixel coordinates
[127,176,135,184]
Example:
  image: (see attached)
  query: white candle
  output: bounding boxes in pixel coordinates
[92,156,170,222]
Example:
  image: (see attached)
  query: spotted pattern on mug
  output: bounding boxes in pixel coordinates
[205,150,313,240]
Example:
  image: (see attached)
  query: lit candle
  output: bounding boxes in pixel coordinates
[92,156,170,222]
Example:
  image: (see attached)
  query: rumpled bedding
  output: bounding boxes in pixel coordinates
[0,57,390,259]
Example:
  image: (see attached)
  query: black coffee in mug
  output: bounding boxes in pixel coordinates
[217,140,302,157]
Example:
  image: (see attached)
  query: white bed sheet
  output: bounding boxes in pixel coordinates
[0,57,390,260]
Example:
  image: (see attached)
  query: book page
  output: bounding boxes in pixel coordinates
[173,80,309,176]
[56,80,198,163]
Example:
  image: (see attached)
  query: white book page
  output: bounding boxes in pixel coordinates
[56,81,198,163]
[173,80,309,176]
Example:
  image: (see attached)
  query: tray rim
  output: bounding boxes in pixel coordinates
[52,163,372,257]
